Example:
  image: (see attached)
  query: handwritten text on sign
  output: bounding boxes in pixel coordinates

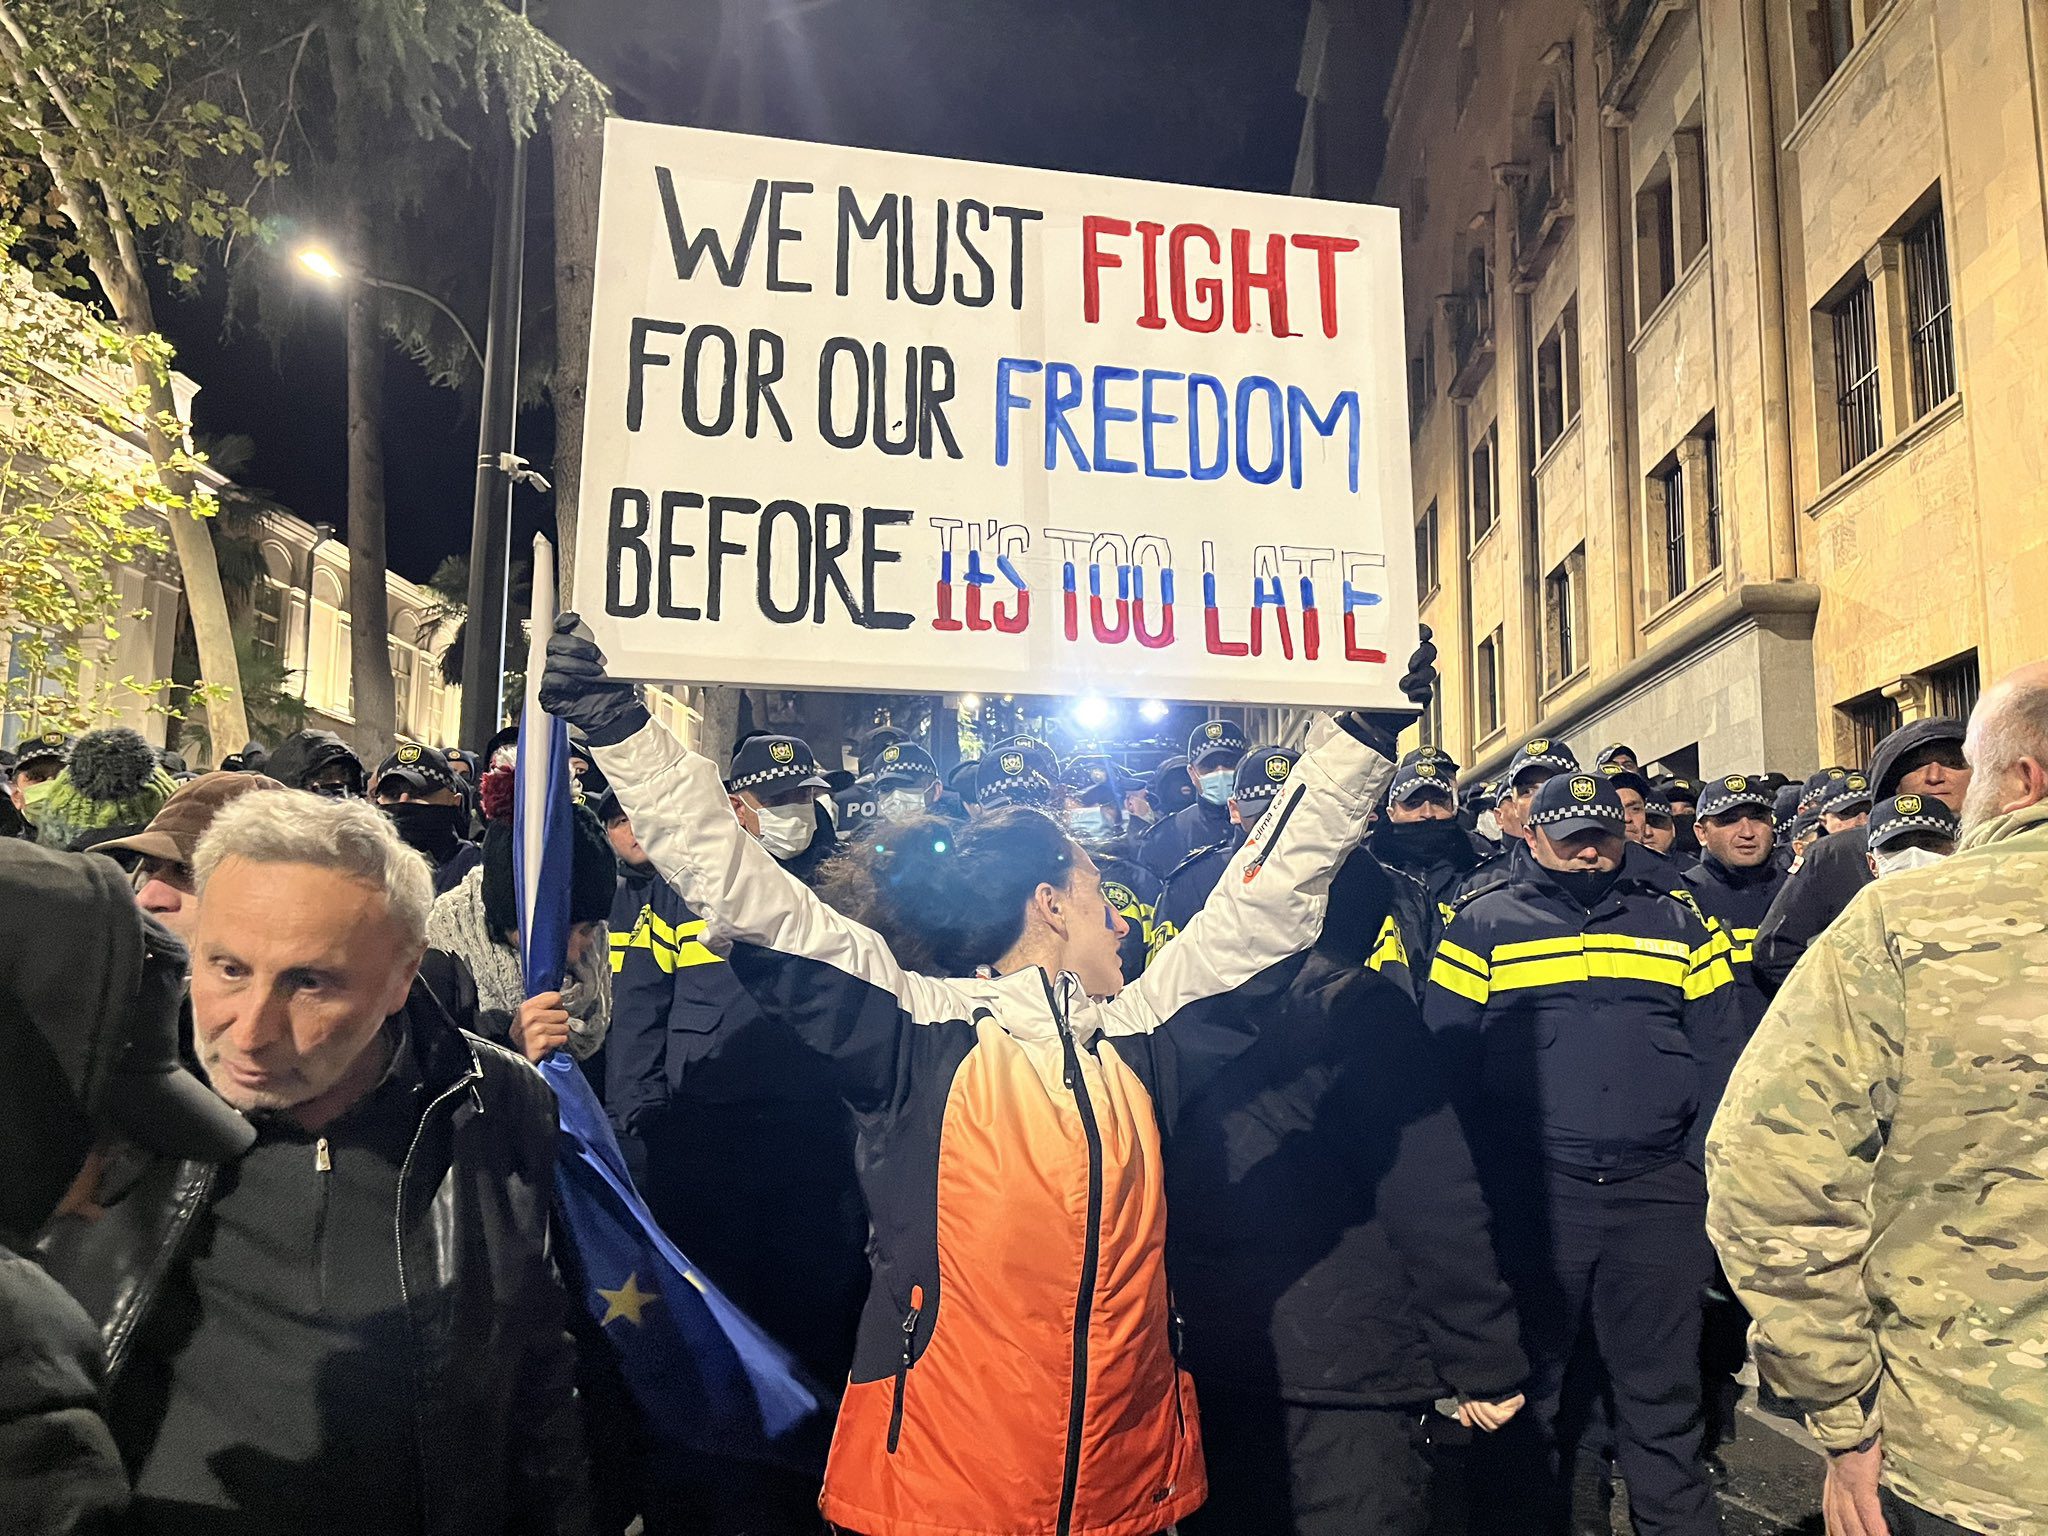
[571,121,1416,709]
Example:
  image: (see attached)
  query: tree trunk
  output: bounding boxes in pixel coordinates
[344,249,397,758]
[692,685,741,769]
[549,97,604,606]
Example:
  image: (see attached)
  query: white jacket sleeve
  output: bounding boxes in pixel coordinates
[589,717,961,1023]
[1096,712,1393,1037]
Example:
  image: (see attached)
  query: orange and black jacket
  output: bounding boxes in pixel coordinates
[594,714,1392,1536]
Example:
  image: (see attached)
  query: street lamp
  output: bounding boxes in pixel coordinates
[295,244,485,373]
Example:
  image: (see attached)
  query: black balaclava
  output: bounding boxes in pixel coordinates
[1371,814,1473,870]
[1547,864,1622,910]
[384,800,466,864]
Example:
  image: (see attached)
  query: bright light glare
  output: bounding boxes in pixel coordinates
[1139,699,1169,723]
[1072,696,1113,732]
[296,246,345,281]
[958,693,982,713]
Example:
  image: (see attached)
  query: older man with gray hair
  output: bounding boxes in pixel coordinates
[1707,659,2048,1536]
[39,790,589,1536]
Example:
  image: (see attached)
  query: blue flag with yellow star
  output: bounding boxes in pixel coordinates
[517,535,825,1472]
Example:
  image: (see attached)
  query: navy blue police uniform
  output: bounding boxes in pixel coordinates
[1424,773,1744,1536]
[1451,737,1579,903]
[1136,719,1248,879]
[1680,775,1788,1038]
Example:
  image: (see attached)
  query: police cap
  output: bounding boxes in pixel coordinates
[1598,763,1652,799]
[1696,773,1776,819]
[1866,793,1960,851]
[872,741,940,789]
[1389,755,1457,806]
[1816,771,1873,819]
[1232,746,1299,805]
[1187,718,1250,766]
[729,735,831,796]
[1505,736,1579,789]
[1527,772,1626,838]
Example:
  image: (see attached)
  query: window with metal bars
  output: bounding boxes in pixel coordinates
[1415,501,1440,602]
[1544,548,1582,685]
[1656,459,1687,601]
[1469,422,1499,545]
[1904,204,1956,418]
[1841,689,1902,768]
[1832,276,1882,473]
[1925,651,1980,722]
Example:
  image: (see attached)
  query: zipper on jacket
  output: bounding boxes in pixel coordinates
[1239,782,1306,882]
[312,1137,332,1313]
[1043,970,1105,1536]
[887,1285,924,1454]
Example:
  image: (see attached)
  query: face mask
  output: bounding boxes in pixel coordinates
[1548,865,1620,909]
[877,789,927,823]
[1872,845,1947,879]
[383,800,462,856]
[1475,810,1502,842]
[1198,769,1235,806]
[1374,816,1468,864]
[17,776,56,825]
[755,802,816,861]
[1066,806,1114,843]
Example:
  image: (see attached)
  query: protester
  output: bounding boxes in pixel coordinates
[1863,791,1960,877]
[1753,719,1970,995]
[600,729,869,1432]
[372,742,483,894]
[1426,772,1744,1536]
[263,727,367,798]
[91,772,291,942]
[540,611,1426,1536]
[1170,849,1527,1536]
[1708,662,2048,1536]
[1150,744,1299,956]
[1370,751,1481,918]
[34,789,589,1534]
[1136,719,1248,877]
[2,839,256,1536]
[24,727,179,852]
[420,764,613,1067]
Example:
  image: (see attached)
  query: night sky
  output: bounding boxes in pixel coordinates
[153,0,1404,584]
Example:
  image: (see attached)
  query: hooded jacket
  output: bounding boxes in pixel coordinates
[592,711,1392,1536]
[263,729,366,794]
[1708,802,2048,1532]
[0,842,142,1535]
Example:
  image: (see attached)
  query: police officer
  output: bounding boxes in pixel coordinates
[1658,776,1703,863]
[1594,743,1640,772]
[975,744,1061,813]
[1426,772,1744,1536]
[1815,769,1873,833]
[1642,790,1679,858]
[604,732,866,1425]
[1370,751,1481,921]
[1683,775,1787,1038]
[1864,791,1960,877]
[1598,763,1657,852]
[868,740,944,823]
[1137,719,1249,878]
[1150,745,1297,957]
[7,730,71,825]
[1453,737,1579,900]
[1061,757,1161,984]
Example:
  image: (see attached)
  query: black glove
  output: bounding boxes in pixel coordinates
[537,613,651,748]
[1340,624,1437,759]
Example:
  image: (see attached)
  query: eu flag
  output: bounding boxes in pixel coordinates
[515,532,825,1470]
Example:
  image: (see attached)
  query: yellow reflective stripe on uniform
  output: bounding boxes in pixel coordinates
[1684,955,1735,998]
[1367,913,1408,974]
[1428,954,1490,1003]
[1487,934,1585,963]
[1437,900,1457,926]
[611,904,724,973]
[1436,938,1491,978]
[1490,951,1688,993]
[1725,925,1757,965]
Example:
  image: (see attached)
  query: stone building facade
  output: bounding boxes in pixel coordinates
[1296,0,2048,779]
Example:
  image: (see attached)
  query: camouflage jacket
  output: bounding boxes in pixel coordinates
[1706,801,2048,1532]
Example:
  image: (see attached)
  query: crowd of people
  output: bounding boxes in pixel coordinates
[2,630,2045,1536]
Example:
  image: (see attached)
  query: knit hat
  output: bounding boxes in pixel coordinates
[31,728,179,851]
[477,765,617,937]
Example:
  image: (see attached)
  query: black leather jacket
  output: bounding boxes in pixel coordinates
[37,983,590,1536]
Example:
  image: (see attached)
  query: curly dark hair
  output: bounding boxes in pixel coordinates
[815,807,1077,977]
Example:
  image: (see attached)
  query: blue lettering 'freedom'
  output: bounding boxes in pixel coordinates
[994,358,1361,494]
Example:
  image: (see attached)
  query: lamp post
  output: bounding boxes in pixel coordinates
[295,247,484,372]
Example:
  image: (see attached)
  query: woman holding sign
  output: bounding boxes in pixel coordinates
[540,613,1432,1536]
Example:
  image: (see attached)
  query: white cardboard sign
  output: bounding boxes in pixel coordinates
[571,119,1416,709]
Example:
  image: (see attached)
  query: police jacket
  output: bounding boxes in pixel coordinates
[36,986,588,1536]
[1135,794,1235,880]
[1149,829,1241,960]
[1752,828,1871,998]
[591,712,1392,1536]
[604,852,841,1155]
[1369,817,1482,924]
[1084,843,1160,983]
[1424,844,1745,1181]
[1167,952,1526,1410]
[1682,853,1786,1035]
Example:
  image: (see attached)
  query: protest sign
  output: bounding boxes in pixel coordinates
[571,120,1416,709]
